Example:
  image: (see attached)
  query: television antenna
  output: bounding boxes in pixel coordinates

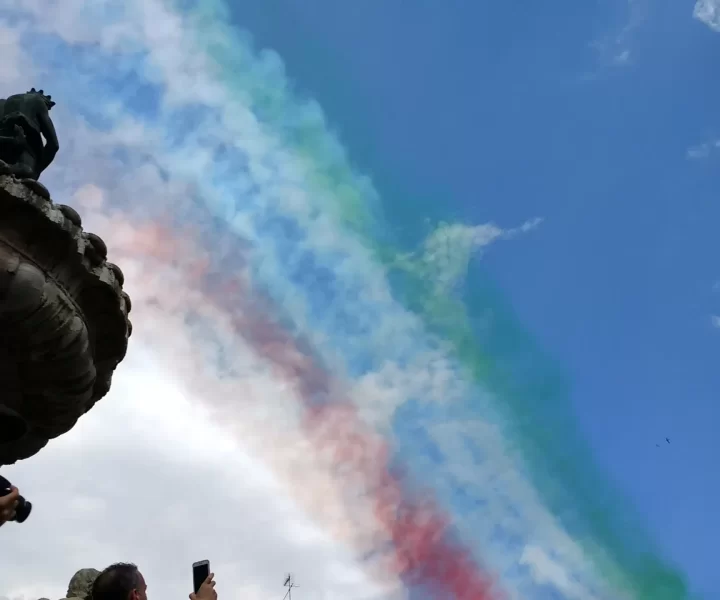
[282,574,299,600]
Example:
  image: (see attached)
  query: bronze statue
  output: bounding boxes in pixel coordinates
[0,87,132,466]
[0,88,58,181]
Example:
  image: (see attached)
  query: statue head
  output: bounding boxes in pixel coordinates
[27,87,55,110]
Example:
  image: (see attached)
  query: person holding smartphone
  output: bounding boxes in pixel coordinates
[90,562,217,600]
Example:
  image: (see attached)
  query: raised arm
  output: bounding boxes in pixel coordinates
[37,101,59,173]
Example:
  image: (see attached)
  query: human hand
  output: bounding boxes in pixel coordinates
[190,573,217,600]
[0,487,19,526]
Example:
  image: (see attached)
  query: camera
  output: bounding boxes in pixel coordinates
[0,474,31,523]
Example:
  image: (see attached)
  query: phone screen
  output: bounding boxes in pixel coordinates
[192,560,210,594]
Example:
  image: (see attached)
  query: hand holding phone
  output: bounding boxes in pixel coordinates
[191,561,216,600]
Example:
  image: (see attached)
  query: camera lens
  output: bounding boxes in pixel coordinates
[13,497,31,523]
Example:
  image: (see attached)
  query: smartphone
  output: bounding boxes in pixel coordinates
[192,560,210,594]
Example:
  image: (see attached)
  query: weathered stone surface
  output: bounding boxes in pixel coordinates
[0,175,132,465]
[65,568,100,600]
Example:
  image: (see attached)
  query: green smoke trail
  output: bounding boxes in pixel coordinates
[385,249,691,600]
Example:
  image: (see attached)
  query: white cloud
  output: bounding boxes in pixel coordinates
[686,138,720,159]
[711,315,720,328]
[0,347,402,600]
[0,23,35,82]
[393,217,543,296]
[519,545,593,600]
[694,0,720,31]
[588,0,647,71]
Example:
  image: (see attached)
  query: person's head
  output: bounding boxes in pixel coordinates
[90,563,147,600]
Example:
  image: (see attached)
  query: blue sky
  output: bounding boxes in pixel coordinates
[223,0,720,595]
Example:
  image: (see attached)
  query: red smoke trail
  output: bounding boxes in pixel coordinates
[110,218,503,599]
[203,270,503,599]
[223,286,500,598]
[304,403,502,600]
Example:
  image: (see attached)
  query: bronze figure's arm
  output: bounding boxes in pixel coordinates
[0,125,27,146]
[37,101,58,174]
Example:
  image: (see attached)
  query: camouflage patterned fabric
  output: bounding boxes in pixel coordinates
[64,568,100,600]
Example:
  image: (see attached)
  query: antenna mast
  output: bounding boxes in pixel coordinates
[282,574,299,600]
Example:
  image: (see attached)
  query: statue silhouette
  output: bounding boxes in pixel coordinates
[0,88,59,181]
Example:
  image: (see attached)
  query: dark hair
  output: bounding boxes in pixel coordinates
[90,563,141,600]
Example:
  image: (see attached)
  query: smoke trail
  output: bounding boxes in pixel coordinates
[209,279,502,600]
[84,206,502,600]
[0,0,690,596]
[175,3,690,597]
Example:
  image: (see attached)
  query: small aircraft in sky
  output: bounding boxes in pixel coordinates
[666,437,670,444]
